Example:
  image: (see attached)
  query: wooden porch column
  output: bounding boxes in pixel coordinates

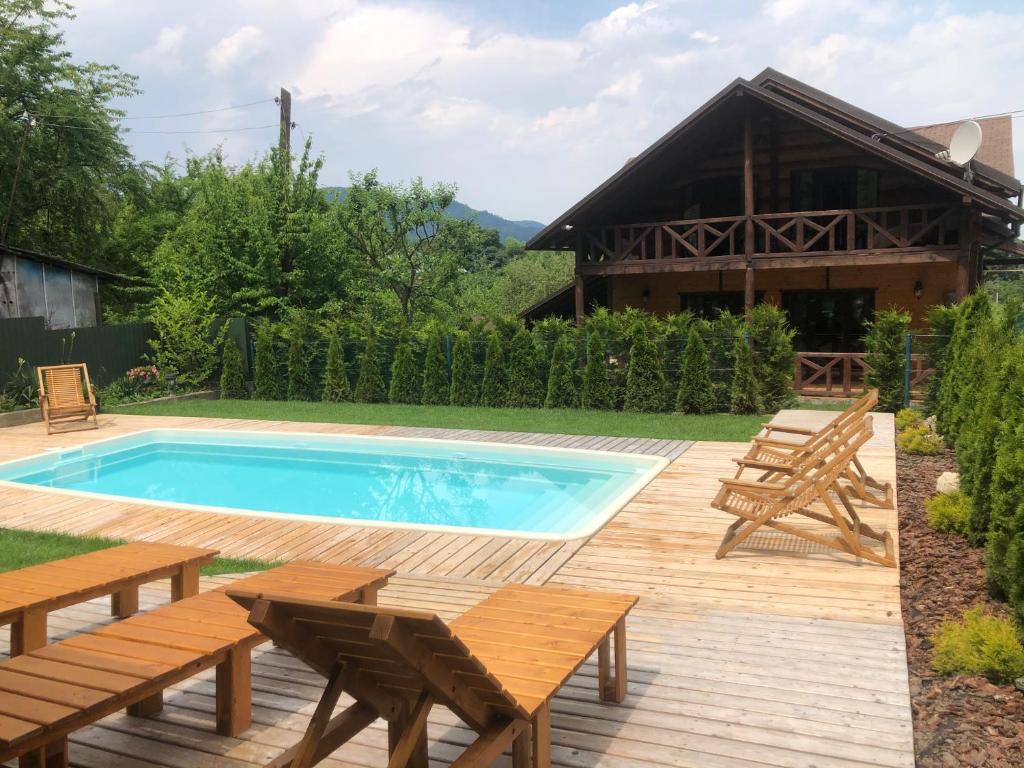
[574,274,585,327]
[743,113,755,320]
[956,207,978,300]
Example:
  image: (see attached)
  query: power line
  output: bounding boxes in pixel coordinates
[26,97,275,123]
[26,120,278,135]
[871,107,1024,140]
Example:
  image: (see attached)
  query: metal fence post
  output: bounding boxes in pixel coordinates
[903,332,912,409]
[444,334,452,379]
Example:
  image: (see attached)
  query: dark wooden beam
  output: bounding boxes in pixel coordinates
[957,209,978,300]
[743,114,755,320]
[574,275,585,327]
[577,249,958,277]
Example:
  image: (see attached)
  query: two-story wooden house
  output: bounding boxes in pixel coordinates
[525,69,1023,360]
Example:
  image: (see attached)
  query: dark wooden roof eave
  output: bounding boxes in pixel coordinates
[0,243,123,281]
[528,71,1024,251]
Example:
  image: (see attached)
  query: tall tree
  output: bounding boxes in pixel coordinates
[0,0,140,261]
[336,170,462,323]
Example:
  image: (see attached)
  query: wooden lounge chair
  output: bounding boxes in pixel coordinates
[0,561,393,768]
[737,389,893,508]
[0,542,217,656]
[36,364,98,435]
[226,582,639,768]
[714,416,896,567]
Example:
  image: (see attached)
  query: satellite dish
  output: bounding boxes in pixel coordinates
[943,120,983,166]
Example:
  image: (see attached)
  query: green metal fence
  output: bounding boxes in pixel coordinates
[0,317,154,387]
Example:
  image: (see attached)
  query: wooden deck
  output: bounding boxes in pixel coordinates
[0,411,912,767]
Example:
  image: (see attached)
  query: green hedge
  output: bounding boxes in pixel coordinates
[928,297,1024,623]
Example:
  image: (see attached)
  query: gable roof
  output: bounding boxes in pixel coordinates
[528,69,1023,250]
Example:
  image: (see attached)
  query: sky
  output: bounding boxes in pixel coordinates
[61,0,1024,224]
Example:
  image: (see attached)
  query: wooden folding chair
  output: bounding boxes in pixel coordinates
[227,582,638,768]
[36,363,98,434]
[714,417,896,567]
[737,389,893,508]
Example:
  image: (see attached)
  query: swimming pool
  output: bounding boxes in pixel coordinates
[0,429,666,539]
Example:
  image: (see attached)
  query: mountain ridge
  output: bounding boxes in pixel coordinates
[322,186,544,244]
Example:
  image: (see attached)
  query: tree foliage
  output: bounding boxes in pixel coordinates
[252,320,279,400]
[864,309,910,413]
[388,331,421,405]
[420,324,450,406]
[449,332,478,406]
[506,328,544,408]
[544,333,578,409]
[581,330,613,410]
[676,325,714,414]
[354,332,387,404]
[147,289,217,388]
[750,304,795,412]
[480,332,508,408]
[321,331,352,402]
[623,326,664,413]
[730,336,760,414]
[219,340,246,399]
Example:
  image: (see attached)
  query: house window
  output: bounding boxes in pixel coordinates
[682,176,743,219]
[781,289,876,352]
[791,167,878,211]
[681,291,762,320]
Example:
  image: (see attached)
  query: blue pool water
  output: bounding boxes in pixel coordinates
[0,429,665,538]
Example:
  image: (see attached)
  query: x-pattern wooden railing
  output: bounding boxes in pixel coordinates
[579,204,957,263]
[793,352,934,397]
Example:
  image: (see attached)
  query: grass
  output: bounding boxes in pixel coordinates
[0,528,279,575]
[109,399,837,442]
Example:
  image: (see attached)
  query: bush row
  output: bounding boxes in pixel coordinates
[926,292,1024,623]
[223,306,797,414]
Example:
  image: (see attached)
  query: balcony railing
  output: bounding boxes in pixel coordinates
[579,204,959,264]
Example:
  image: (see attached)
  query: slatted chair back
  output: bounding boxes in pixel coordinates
[769,419,873,519]
[39,364,91,408]
[227,590,531,730]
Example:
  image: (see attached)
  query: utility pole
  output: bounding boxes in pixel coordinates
[276,87,293,154]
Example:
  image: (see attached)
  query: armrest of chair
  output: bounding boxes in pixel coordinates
[752,435,807,448]
[761,423,816,436]
[718,477,788,491]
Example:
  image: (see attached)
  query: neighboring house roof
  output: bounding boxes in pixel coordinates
[0,243,121,281]
[528,68,1023,250]
[912,116,1014,179]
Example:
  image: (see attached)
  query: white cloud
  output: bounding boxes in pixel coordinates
[690,30,719,44]
[206,25,267,74]
[138,25,187,73]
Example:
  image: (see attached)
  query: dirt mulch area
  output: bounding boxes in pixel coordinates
[898,447,1024,767]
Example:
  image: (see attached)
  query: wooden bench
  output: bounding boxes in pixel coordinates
[0,561,394,768]
[36,364,98,435]
[227,581,638,768]
[0,542,217,656]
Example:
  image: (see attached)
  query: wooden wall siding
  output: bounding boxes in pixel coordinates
[635,110,957,222]
[0,409,914,768]
[609,261,956,327]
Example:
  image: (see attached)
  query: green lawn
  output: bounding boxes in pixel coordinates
[111,399,812,442]
[0,527,279,575]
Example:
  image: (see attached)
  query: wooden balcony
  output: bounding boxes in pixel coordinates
[577,204,960,274]
[794,351,934,398]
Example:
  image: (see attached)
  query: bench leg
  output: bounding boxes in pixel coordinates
[217,647,251,736]
[11,608,47,657]
[531,703,551,768]
[387,694,430,768]
[18,737,68,768]
[127,691,163,717]
[359,585,379,606]
[171,562,200,601]
[512,725,532,768]
[111,586,139,618]
[598,617,628,703]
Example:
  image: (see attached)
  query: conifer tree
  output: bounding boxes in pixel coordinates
[480,332,508,407]
[730,336,760,414]
[581,330,613,410]
[936,293,992,439]
[253,320,279,400]
[863,309,910,413]
[421,325,450,405]
[286,317,315,401]
[354,333,387,403]
[506,328,544,408]
[749,303,795,412]
[676,325,713,413]
[544,334,579,409]
[623,327,664,412]
[450,332,478,406]
[388,332,421,404]
[219,340,247,399]
[321,332,352,402]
